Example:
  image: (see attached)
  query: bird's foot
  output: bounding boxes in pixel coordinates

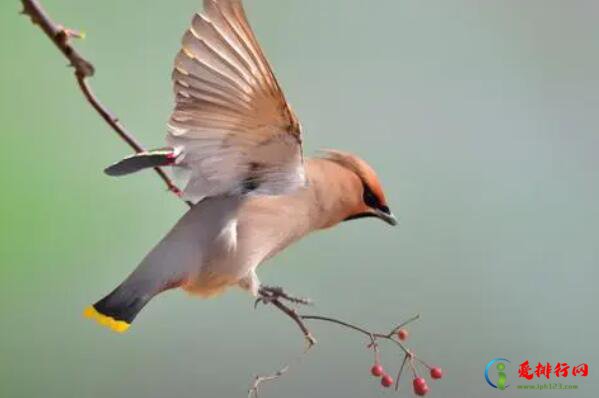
[255,285,313,307]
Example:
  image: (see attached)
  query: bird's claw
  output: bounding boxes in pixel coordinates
[257,286,313,307]
[254,296,268,308]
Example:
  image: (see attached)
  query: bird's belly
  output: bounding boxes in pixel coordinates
[182,219,247,298]
[180,204,306,298]
[182,270,238,298]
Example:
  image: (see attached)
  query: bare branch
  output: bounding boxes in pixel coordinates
[257,286,317,348]
[254,288,428,394]
[248,366,289,398]
[20,0,191,206]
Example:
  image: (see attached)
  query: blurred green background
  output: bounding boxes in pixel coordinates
[1,0,598,397]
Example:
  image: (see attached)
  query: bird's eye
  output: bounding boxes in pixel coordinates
[363,186,379,208]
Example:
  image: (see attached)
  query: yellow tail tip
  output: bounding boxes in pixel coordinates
[83,306,130,333]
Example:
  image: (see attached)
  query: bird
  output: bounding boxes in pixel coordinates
[84,0,397,334]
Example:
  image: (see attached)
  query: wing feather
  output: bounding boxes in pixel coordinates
[167,0,304,203]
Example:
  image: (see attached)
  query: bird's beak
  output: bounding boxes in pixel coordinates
[374,208,398,226]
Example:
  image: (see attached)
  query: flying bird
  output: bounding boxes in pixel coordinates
[84,0,397,334]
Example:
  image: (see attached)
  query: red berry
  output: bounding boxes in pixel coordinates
[413,378,429,396]
[431,367,443,380]
[397,328,409,341]
[413,377,426,387]
[371,364,384,377]
[381,374,394,388]
[414,383,430,396]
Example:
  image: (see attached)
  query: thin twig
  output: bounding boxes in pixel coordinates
[20,0,191,206]
[272,300,317,348]
[302,313,419,356]
[384,314,422,338]
[394,354,409,391]
[257,287,317,348]
[248,366,289,398]
[301,315,377,338]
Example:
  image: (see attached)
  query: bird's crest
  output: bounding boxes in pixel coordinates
[319,150,388,206]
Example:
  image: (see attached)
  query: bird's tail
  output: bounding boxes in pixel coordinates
[104,147,179,176]
[83,281,155,333]
[84,255,186,333]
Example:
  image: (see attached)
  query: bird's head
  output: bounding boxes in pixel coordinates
[322,150,397,226]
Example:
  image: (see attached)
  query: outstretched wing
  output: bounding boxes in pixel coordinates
[167,0,305,203]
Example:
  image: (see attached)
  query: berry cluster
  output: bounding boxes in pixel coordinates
[368,328,443,396]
